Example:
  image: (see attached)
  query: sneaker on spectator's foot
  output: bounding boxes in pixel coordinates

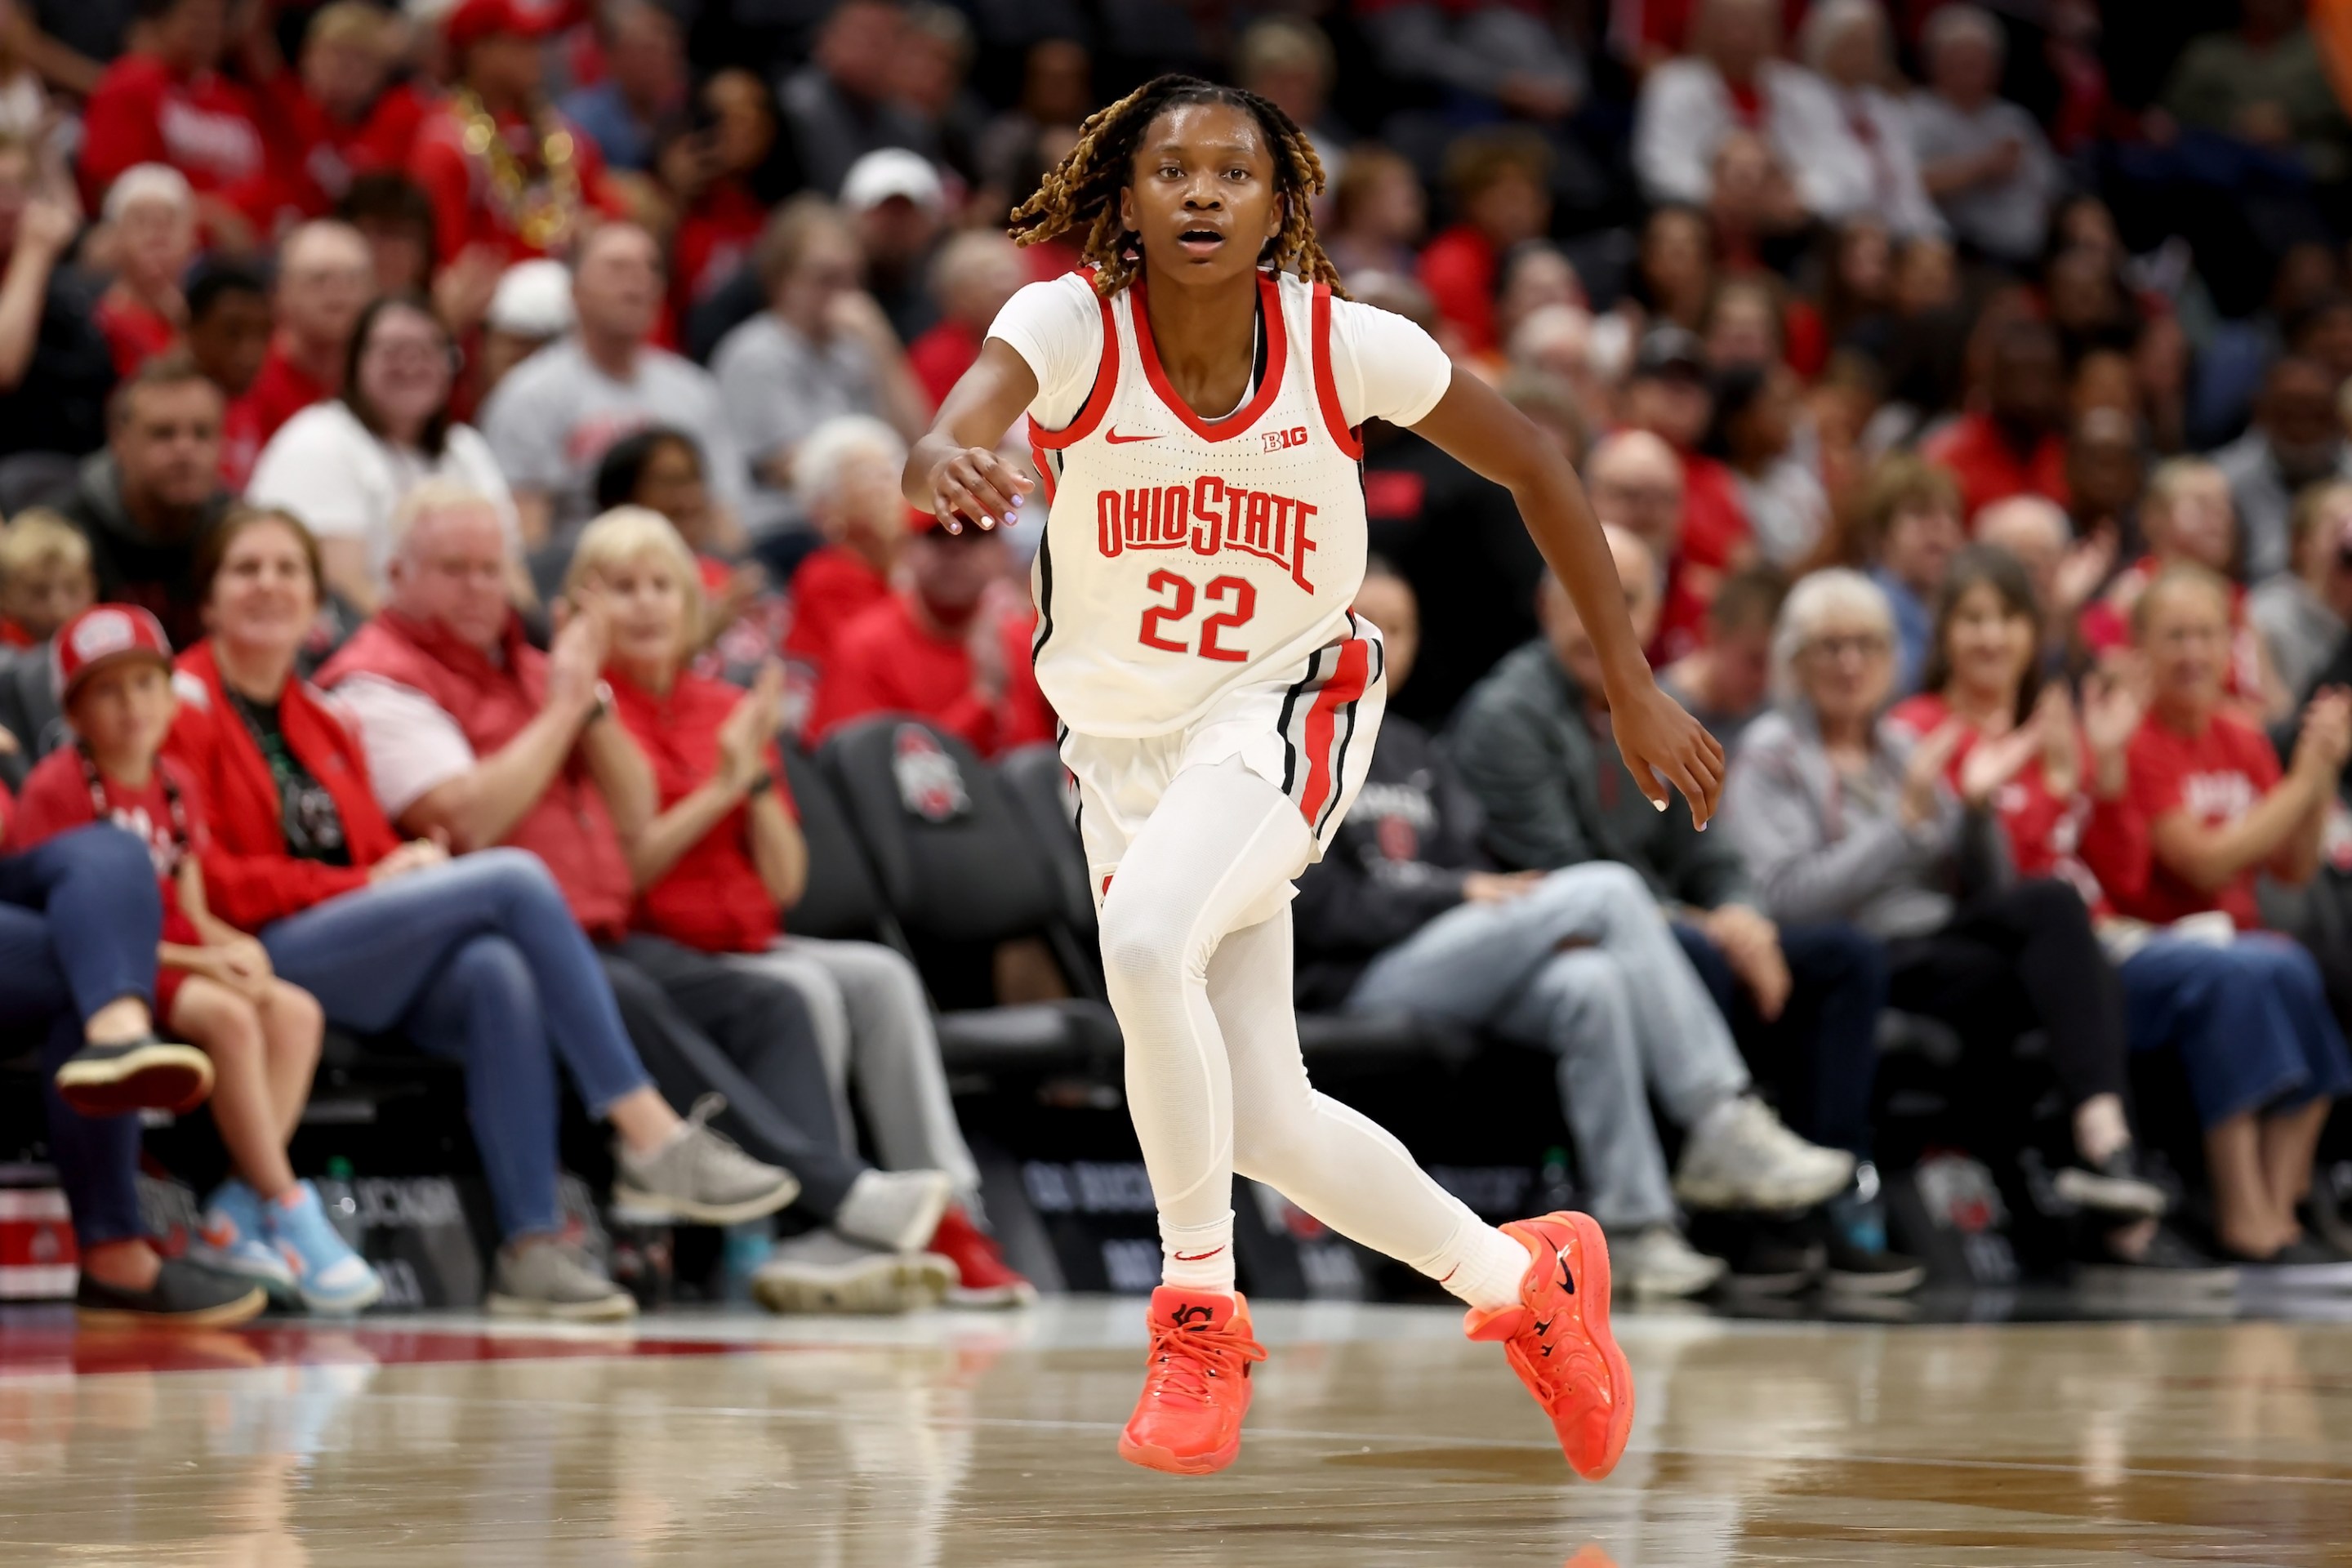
[925,1207,1036,1307]
[2053,1150,2168,1219]
[1713,1219,1824,1297]
[751,1230,952,1314]
[1824,1237,1926,1295]
[1117,1287,1267,1475]
[53,1035,212,1116]
[189,1179,294,1295]
[611,1094,800,1225]
[1613,1224,1725,1299]
[2074,1226,2236,1300]
[267,1181,382,1314]
[835,1168,955,1254]
[1673,1098,1855,1212]
[1465,1212,1634,1481]
[486,1239,637,1321]
[76,1255,265,1328]
[2225,1233,2352,1292]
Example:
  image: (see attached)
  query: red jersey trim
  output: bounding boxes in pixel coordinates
[1027,273,1120,454]
[1308,282,1363,460]
[1128,270,1289,443]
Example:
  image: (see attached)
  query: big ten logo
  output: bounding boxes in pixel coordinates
[1023,1160,1158,1214]
[1260,425,1311,454]
[370,1256,428,1310]
[1428,1165,1533,1218]
[1100,1237,1164,1293]
[349,1176,466,1230]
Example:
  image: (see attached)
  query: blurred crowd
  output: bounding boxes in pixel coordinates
[7,0,2352,1318]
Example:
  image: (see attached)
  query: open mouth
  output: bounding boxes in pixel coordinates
[1176,227,1227,256]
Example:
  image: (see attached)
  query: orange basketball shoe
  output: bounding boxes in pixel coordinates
[1463,1211,1634,1481]
[1116,1287,1268,1475]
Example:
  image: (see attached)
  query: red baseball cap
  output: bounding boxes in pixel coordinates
[52,604,173,703]
[444,0,565,53]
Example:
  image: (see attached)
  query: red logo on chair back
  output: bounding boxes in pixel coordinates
[892,727,969,823]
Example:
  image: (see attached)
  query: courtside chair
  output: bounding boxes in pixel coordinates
[804,718,1120,1076]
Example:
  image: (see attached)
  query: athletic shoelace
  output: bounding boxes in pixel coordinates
[1140,1317,1267,1406]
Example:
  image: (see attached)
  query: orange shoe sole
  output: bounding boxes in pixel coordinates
[1116,1430,1243,1475]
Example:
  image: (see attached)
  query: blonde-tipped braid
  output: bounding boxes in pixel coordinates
[1007,74,1345,300]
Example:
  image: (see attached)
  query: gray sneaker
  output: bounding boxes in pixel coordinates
[1615,1224,1728,1299]
[486,1240,638,1321]
[612,1094,800,1225]
[751,1230,954,1315]
[1674,1096,1857,1212]
[833,1168,955,1254]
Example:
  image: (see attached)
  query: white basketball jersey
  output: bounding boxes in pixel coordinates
[1025,270,1370,738]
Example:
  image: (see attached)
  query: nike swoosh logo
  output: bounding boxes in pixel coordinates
[1172,1246,1225,1262]
[1105,429,1160,444]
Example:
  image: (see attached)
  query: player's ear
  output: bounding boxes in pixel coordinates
[1118,185,1137,238]
[1266,190,1285,241]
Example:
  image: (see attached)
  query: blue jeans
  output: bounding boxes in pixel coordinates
[2121,933,2352,1128]
[1348,862,1750,1231]
[260,849,654,1240]
[0,827,164,1245]
[1676,919,1886,1159]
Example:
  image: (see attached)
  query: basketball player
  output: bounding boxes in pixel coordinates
[906,76,1724,1480]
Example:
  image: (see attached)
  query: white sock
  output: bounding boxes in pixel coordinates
[1424,1219,1529,1313]
[1160,1211,1236,1294]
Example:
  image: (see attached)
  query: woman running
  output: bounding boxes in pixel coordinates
[905,75,1722,1479]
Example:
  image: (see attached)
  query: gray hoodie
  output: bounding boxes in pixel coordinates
[1717,705,2009,940]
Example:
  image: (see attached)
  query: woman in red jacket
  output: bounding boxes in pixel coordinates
[166,506,798,1320]
[566,505,1032,1306]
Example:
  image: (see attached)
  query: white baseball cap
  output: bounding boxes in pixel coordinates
[487,258,575,337]
[840,149,945,215]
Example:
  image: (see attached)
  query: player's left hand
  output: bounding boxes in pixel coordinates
[926,445,1035,536]
[1611,679,1726,829]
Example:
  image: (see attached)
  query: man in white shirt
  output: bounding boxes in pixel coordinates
[1908,5,2062,265]
[1632,0,1870,221]
[480,222,751,547]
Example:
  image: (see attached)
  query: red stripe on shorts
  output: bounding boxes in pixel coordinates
[1298,635,1370,827]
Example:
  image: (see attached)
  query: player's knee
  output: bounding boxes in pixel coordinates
[1231,1103,1317,1187]
[1098,898,1194,1004]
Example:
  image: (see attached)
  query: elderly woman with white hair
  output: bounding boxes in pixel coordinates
[566,503,1033,1307]
[1719,568,2175,1237]
[94,163,196,378]
[780,414,914,670]
[1908,3,2061,264]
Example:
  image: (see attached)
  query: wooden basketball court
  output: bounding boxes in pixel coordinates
[2,1298,2348,1564]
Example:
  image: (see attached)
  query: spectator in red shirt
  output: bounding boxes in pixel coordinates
[1418,128,1550,358]
[252,2,422,220]
[78,0,272,251]
[592,425,788,685]
[1622,326,1753,587]
[906,231,1025,413]
[92,165,195,381]
[783,414,907,671]
[2081,458,2288,723]
[234,219,373,450]
[569,505,1033,1306]
[808,506,1052,755]
[1587,429,1714,668]
[2105,564,2352,1263]
[11,603,380,1312]
[181,259,272,490]
[407,0,621,267]
[1923,318,2071,523]
[659,69,795,319]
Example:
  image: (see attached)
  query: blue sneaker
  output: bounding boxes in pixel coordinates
[267,1181,383,1315]
[191,1178,295,1294]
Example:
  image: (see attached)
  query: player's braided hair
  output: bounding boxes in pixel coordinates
[1008,74,1343,299]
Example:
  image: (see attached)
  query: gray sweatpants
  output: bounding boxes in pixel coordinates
[725,937,984,1214]
[1346,862,1749,1231]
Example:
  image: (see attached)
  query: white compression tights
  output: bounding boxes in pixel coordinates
[1096,759,1524,1307]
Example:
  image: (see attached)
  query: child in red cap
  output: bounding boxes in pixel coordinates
[11,606,381,1314]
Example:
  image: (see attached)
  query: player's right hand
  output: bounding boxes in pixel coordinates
[927,446,1035,536]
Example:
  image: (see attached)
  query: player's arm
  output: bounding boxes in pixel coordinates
[1410,373,1726,825]
[903,338,1040,535]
